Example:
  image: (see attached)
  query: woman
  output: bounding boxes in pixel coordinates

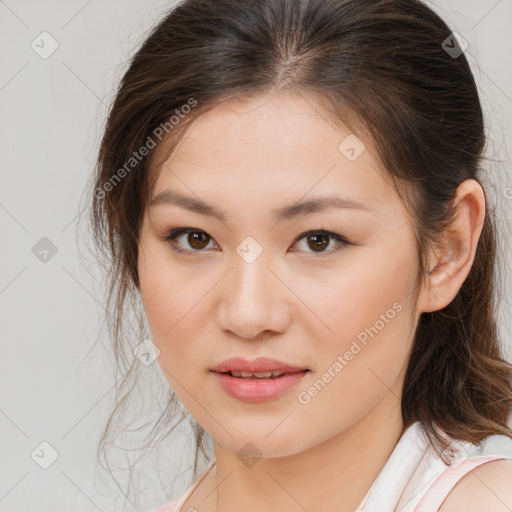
[88,0,512,510]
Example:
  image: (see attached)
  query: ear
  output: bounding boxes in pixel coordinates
[418,179,486,313]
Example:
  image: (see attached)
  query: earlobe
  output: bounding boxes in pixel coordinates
[418,264,440,314]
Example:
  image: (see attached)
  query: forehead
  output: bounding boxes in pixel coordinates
[149,92,400,216]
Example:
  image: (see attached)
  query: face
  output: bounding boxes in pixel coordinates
[137,91,424,458]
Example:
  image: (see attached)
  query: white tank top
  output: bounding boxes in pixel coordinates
[150,421,512,512]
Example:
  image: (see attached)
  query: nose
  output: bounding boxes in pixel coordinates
[216,252,292,340]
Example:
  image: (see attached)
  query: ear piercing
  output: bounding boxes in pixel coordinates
[424,268,437,302]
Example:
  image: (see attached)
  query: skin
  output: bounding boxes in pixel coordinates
[137,91,487,512]
[437,459,512,512]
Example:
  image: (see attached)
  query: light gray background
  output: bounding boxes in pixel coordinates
[1,1,511,511]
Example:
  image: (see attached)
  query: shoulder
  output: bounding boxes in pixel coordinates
[438,459,512,512]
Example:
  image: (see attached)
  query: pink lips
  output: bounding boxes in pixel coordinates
[210,356,310,402]
[211,356,308,374]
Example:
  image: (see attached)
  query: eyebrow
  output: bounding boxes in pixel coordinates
[149,189,372,221]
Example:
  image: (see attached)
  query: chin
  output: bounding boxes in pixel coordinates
[212,423,310,460]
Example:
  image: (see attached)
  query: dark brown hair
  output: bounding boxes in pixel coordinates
[85,0,512,503]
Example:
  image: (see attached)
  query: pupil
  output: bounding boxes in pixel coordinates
[309,233,329,252]
[189,231,208,249]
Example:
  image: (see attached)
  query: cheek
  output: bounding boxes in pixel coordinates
[138,247,218,384]
[140,274,203,353]
[294,271,413,437]
[138,238,199,332]
[139,272,206,405]
[295,247,417,412]
[296,249,414,346]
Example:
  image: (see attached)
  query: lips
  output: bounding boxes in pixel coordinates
[212,369,309,402]
[211,356,309,375]
[210,357,310,402]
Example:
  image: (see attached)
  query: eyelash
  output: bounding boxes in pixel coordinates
[162,227,349,257]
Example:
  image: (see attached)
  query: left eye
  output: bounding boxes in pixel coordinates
[163,228,348,255]
[291,230,348,255]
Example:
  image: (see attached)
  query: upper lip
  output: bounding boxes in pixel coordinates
[211,357,309,374]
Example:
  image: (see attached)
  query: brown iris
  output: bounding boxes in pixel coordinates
[187,231,210,249]
[306,232,330,252]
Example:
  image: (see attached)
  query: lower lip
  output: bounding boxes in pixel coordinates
[211,370,309,402]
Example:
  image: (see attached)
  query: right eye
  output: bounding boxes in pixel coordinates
[163,228,219,255]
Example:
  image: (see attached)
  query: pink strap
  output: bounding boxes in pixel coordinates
[413,455,506,511]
